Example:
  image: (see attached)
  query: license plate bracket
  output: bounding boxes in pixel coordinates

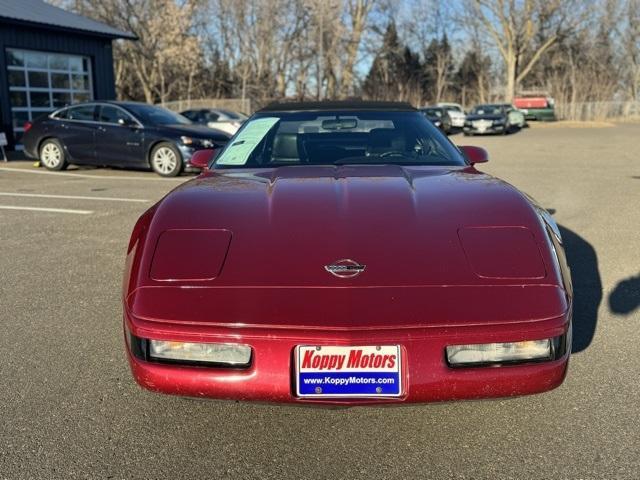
[295,345,402,398]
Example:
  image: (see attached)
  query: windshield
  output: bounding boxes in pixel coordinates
[472,105,504,115]
[214,110,465,169]
[125,104,192,125]
[421,108,442,117]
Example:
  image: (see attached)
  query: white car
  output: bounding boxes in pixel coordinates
[437,102,466,128]
[498,104,527,129]
[180,108,247,136]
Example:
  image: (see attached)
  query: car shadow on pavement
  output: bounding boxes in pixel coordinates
[608,273,640,315]
[557,224,601,353]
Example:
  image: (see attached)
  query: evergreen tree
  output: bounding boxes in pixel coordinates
[422,34,454,103]
[453,49,492,107]
[363,22,423,103]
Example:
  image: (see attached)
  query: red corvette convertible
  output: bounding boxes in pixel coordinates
[123,101,572,405]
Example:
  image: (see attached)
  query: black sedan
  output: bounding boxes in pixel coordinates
[419,107,452,134]
[22,102,231,177]
[463,104,513,136]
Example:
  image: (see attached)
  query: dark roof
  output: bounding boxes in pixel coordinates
[107,101,150,107]
[0,0,136,39]
[259,100,417,113]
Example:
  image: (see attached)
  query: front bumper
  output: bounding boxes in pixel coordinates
[464,124,505,135]
[124,310,571,405]
[178,145,211,172]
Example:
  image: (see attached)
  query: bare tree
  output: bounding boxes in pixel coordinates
[466,0,588,101]
[67,0,202,103]
[53,0,636,113]
[621,0,640,101]
[339,0,376,96]
[422,35,453,103]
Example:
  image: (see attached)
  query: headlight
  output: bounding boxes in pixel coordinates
[534,205,562,243]
[446,339,552,366]
[181,136,214,148]
[149,340,252,366]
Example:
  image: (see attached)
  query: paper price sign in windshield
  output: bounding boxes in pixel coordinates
[216,117,280,166]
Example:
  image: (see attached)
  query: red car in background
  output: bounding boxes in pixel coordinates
[123,101,572,405]
[513,95,557,121]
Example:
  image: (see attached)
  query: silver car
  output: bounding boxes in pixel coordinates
[180,108,247,136]
[437,102,466,128]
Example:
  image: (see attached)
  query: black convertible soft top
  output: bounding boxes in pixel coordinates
[258,100,417,113]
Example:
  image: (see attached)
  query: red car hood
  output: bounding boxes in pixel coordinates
[126,165,567,329]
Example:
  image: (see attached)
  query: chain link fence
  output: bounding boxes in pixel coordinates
[160,98,252,114]
[160,97,640,122]
[555,101,640,121]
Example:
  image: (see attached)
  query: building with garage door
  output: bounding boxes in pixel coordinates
[0,0,135,149]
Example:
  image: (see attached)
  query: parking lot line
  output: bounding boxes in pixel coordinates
[0,166,186,181]
[0,205,93,215]
[0,192,149,203]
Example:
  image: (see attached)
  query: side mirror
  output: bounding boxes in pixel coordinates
[459,145,489,165]
[118,117,138,128]
[190,149,218,170]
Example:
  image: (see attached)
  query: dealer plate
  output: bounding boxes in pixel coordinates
[295,345,402,398]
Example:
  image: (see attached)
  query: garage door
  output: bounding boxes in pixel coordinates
[6,48,93,147]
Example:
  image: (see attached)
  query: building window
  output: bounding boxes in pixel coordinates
[6,48,93,146]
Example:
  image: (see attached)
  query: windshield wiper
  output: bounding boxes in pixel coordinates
[333,155,412,165]
[333,154,453,166]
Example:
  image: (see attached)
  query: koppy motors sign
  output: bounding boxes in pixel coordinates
[295,345,402,398]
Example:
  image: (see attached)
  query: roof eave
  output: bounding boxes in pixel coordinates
[0,16,137,40]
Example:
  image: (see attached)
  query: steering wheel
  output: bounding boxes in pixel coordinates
[379,151,406,158]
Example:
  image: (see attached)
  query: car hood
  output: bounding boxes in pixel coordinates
[155,124,230,139]
[127,165,566,328]
[144,165,556,285]
[466,114,505,121]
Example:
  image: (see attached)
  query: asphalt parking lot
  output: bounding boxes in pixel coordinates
[1,124,639,479]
